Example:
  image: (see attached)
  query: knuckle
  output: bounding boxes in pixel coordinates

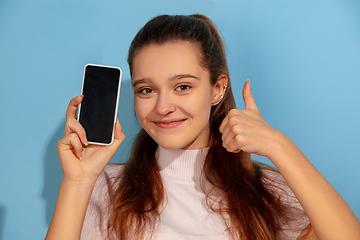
[65,122,71,133]
[66,118,85,135]
[228,109,238,116]
[64,119,74,132]
[228,116,240,126]
[230,124,241,134]
[234,134,243,144]
[120,133,126,141]
[56,139,63,149]
[69,132,79,142]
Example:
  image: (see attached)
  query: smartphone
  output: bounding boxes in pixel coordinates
[78,64,122,145]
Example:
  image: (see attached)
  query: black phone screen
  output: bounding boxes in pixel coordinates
[78,64,122,145]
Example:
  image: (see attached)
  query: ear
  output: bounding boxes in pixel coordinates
[212,74,228,106]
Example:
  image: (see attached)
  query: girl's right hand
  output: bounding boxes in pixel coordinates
[57,95,125,184]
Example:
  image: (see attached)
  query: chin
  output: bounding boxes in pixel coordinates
[156,141,187,150]
[152,137,190,150]
[155,137,206,150]
[145,129,209,150]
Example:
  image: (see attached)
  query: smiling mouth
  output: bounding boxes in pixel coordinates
[154,119,187,129]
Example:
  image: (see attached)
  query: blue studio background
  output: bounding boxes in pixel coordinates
[1,0,359,239]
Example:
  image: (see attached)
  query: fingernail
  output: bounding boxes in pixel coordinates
[83,136,88,146]
[79,95,84,98]
[79,152,83,160]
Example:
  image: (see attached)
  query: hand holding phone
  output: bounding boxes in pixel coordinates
[78,64,122,145]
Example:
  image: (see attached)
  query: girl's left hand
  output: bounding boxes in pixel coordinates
[219,80,283,158]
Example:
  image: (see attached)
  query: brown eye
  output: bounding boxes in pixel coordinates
[176,84,191,91]
[139,88,154,94]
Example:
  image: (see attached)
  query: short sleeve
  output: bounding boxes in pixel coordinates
[80,164,123,240]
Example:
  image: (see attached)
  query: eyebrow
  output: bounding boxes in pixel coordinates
[132,74,199,87]
[170,74,199,81]
[131,77,152,87]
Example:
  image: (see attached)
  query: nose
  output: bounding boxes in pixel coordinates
[155,91,176,115]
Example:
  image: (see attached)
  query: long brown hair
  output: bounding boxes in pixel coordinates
[109,14,306,239]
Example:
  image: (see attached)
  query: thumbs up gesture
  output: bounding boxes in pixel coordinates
[219,80,281,158]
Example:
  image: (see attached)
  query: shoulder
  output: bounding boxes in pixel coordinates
[262,169,294,202]
[95,164,124,190]
[103,163,124,180]
[91,164,124,202]
[262,169,305,209]
[81,164,124,239]
[262,169,310,239]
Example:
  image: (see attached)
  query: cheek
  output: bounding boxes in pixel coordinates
[134,99,151,123]
[179,89,213,117]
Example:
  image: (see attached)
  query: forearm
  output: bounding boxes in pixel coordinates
[45,179,96,240]
[269,133,360,240]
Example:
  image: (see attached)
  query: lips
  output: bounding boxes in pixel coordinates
[154,119,187,129]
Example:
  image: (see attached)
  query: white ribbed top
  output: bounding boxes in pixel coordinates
[154,146,229,239]
[156,146,209,183]
[81,146,309,240]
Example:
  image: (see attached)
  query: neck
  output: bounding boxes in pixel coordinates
[156,146,209,182]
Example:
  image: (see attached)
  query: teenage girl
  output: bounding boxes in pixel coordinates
[45,14,360,240]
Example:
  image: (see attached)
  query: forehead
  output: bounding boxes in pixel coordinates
[131,41,206,81]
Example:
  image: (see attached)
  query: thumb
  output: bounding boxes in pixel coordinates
[242,79,258,111]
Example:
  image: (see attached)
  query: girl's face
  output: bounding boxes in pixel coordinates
[132,41,223,150]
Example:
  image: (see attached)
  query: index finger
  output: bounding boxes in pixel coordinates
[66,95,83,120]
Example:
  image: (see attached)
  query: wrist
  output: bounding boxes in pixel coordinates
[47,174,97,240]
[266,130,294,163]
[61,176,98,191]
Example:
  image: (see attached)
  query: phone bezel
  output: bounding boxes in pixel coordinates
[77,63,122,146]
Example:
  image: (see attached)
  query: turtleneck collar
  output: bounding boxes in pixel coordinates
[156,146,209,183]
